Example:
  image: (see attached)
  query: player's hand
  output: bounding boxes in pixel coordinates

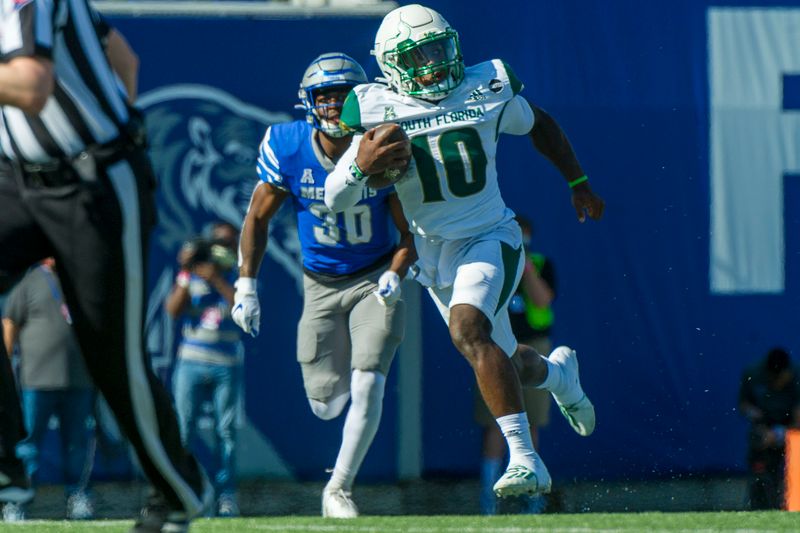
[232,277,260,337]
[355,125,411,175]
[571,182,605,223]
[374,270,401,306]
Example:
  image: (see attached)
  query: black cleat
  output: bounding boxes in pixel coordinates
[129,492,189,533]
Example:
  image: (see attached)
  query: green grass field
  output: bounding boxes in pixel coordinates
[0,512,793,532]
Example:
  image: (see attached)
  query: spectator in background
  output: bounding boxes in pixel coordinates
[165,222,243,517]
[474,216,556,515]
[739,348,800,509]
[2,259,95,521]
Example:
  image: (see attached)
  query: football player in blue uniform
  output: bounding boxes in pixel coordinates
[232,53,415,518]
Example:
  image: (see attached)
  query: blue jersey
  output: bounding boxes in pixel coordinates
[256,121,396,275]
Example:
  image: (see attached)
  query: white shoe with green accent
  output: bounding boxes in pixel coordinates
[493,462,552,498]
[550,346,596,437]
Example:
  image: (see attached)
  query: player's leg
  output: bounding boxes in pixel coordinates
[449,304,550,497]
[431,237,551,497]
[513,338,552,514]
[0,170,50,505]
[514,343,595,437]
[297,275,353,420]
[27,154,210,526]
[296,275,358,517]
[321,277,405,517]
[518,336,553,449]
[473,340,551,514]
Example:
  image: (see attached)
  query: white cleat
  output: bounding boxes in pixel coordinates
[322,487,359,519]
[493,462,552,498]
[549,346,595,436]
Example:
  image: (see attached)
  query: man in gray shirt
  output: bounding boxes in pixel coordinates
[2,259,95,520]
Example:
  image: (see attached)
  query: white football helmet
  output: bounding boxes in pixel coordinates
[373,4,464,100]
[297,52,368,138]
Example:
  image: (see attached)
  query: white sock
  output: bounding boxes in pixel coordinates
[536,355,563,392]
[326,369,386,492]
[495,413,536,469]
[538,353,583,405]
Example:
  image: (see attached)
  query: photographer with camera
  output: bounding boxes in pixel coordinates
[164,222,243,517]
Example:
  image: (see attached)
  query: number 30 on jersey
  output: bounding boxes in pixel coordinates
[309,203,373,246]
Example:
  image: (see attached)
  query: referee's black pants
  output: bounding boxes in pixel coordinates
[0,148,208,516]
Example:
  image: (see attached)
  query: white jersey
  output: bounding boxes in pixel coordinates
[337,59,534,240]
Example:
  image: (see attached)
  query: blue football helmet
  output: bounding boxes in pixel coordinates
[297,53,368,138]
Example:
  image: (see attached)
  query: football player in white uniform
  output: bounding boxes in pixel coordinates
[325,4,605,498]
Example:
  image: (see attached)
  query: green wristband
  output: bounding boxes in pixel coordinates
[568,175,589,189]
[350,160,367,182]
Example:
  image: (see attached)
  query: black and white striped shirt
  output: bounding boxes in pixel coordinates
[0,0,130,163]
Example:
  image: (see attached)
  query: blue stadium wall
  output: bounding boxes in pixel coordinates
[97,0,800,484]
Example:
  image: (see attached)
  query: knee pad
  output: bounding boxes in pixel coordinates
[308,391,350,421]
[350,369,386,407]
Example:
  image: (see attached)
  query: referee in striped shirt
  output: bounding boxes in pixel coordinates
[0,1,210,530]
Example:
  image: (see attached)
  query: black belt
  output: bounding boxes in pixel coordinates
[6,132,143,188]
[14,159,81,188]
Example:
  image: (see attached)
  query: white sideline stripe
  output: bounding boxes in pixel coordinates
[15,520,130,528]
[243,526,782,533]
[7,521,783,533]
[248,528,593,533]
[108,162,201,515]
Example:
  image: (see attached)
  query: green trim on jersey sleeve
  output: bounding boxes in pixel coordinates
[501,61,524,96]
[340,90,365,133]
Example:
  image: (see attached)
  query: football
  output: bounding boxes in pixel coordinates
[365,123,411,189]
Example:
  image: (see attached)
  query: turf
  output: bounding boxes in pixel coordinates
[0,512,794,532]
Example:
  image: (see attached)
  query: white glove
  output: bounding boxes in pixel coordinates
[374,271,401,306]
[232,277,260,337]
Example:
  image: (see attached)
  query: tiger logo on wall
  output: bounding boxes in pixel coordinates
[137,85,300,372]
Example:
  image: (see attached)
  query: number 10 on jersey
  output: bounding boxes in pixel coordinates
[410,126,488,203]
